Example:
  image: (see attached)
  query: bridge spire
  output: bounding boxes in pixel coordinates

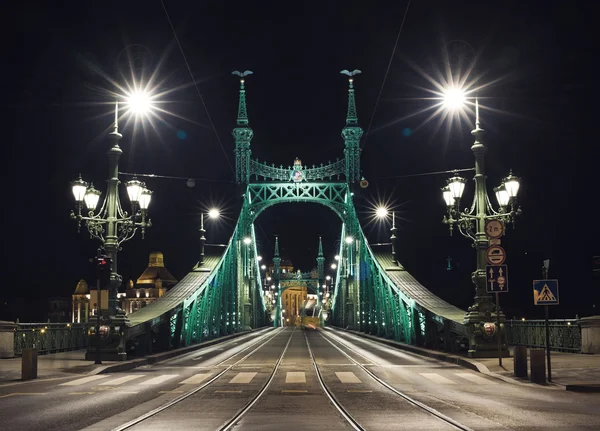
[317,236,325,285]
[340,70,364,183]
[272,236,281,276]
[232,70,254,184]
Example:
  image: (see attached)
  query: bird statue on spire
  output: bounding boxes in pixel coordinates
[340,69,362,77]
[232,70,253,78]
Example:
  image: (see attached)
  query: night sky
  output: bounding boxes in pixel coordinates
[4,1,596,321]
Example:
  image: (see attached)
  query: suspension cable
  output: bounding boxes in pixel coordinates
[159,0,235,177]
[362,0,412,151]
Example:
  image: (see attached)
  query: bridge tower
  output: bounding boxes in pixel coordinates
[341,72,364,185]
[232,72,253,185]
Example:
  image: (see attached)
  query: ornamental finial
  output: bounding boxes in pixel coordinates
[340,70,361,125]
[232,70,253,126]
[318,236,323,257]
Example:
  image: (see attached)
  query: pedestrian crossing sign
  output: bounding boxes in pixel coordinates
[533,279,559,305]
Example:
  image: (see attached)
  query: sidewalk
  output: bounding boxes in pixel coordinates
[344,329,600,392]
[0,330,254,385]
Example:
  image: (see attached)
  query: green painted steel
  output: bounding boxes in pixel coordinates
[124,71,469,353]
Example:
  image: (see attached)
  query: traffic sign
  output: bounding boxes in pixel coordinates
[486,245,506,265]
[489,238,501,246]
[486,265,508,292]
[533,279,559,305]
[485,220,504,239]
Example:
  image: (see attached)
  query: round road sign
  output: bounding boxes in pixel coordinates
[486,245,506,265]
[485,220,504,239]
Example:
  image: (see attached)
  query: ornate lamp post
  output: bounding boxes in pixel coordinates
[440,92,521,358]
[70,97,153,361]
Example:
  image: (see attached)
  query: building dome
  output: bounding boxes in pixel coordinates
[74,279,89,295]
[148,251,164,268]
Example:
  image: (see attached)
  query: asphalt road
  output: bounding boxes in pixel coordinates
[1,326,599,431]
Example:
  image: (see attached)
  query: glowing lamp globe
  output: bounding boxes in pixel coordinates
[126,90,152,115]
[71,175,88,202]
[443,87,466,110]
[139,188,153,210]
[84,185,101,210]
[376,207,389,218]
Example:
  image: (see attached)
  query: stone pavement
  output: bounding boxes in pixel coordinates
[1,330,599,392]
[0,330,254,386]
[344,330,600,392]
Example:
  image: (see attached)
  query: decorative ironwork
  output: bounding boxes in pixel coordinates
[250,158,345,182]
[246,182,349,222]
[505,319,581,353]
[14,323,89,356]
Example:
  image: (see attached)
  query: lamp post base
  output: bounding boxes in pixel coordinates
[464,312,510,358]
[86,313,130,362]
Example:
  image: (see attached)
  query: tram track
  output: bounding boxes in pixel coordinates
[317,329,474,431]
[111,327,286,431]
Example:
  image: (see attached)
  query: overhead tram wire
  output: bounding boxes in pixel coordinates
[377,167,474,181]
[159,0,235,177]
[362,0,412,152]
[119,171,235,184]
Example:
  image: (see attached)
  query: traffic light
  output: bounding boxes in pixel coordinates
[96,254,112,286]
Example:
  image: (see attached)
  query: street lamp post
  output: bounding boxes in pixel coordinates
[70,99,153,361]
[375,207,400,265]
[441,95,521,358]
[199,208,221,265]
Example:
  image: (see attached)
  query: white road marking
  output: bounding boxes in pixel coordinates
[335,372,362,384]
[179,373,212,385]
[60,375,109,386]
[139,375,178,385]
[285,372,306,383]
[99,375,145,386]
[419,373,456,384]
[229,372,257,384]
[455,373,498,384]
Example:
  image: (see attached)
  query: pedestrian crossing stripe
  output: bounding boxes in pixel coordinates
[60,370,501,388]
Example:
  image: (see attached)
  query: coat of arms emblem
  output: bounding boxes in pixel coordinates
[290,157,304,183]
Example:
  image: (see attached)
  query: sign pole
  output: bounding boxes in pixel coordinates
[545,304,551,382]
[542,262,551,382]
[496,291,502,367]
[95,278,102,365]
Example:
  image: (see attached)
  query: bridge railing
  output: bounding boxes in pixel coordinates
[505,319,581,353]
[14,322,89,356]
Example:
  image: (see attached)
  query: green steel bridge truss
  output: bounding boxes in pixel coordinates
[122,72,469,354]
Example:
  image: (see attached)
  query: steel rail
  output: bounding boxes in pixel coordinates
[320,329,474,431]
[304,331,366,431]
[111,327,284,431]
[216,327,296,431]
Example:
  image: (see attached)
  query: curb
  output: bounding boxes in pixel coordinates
[336,328,490,374]
[565,383,600,393]
[332,328,588,390]
[95,329,259,375]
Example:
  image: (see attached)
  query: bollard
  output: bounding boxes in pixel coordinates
[21,348,38,380]
[514,345,528,378]
[529,349,546,384]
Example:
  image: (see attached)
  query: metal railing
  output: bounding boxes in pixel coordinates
[14,323,89,356]
[505,319,581,353]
